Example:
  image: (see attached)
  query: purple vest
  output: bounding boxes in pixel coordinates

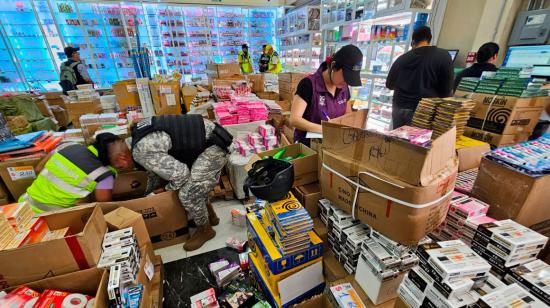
[294,65,350,145]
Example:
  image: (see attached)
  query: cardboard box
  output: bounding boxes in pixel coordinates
[322,110,456,186]
[455,136,491,172]
[248,74,266,93]
[50,106,70,127]
[292,182,321,217]
[35,100,52,117]
[320,150,457,245]
[355,255,406,305]
[149,81,182,115]
[278,72,306,83]
[313,218,328,252]
[458,92,547,135]
[44,92,66,109]
[323,250,347,282]
[104,207,151,248]
[247,143,318,187]
[112,79,141,111]
[256,91,280,101]
[292,293,331,308]
[280,91,294,102]
[112,171,148,200]
[94,191,188,249]
[464,126,531,148]
[65,100,102,128]
[393,296,408,308]
[280,134,291,147]
[283,125,294,144]
[277,100,291,112]
[8,267,109,307]
[247,210,323,275]
[0,206,106,288]
[206,63,240,79]
[150,255,164,308]
[279,81,299,94]
[0,156,44,200]
[473,157,550,237]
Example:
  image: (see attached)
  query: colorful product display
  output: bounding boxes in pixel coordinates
[486,134,550,176]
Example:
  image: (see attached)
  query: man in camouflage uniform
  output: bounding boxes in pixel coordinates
[131,114,232,251]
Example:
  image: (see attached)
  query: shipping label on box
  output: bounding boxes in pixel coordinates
[126,85,137,93]
[7,166,36,181]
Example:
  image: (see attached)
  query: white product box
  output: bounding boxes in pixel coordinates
[355,255,406,305]
[471,272,507,297]
[424,285,478,308]
[505,259,550,306]
[398,283,423,308]
[104,227,133,241]
[473,220,548,256]
[362,239,401,271]
[108,264,123,306]
[478,283,546,308]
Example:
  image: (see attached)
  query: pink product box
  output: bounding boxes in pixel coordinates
[254,144,266,153]
[247,133,263,146]
[449,197,489,219]
[234,140,254,156]
[259,124,276,137]
[387,125,432,146]
[263,135,278,149]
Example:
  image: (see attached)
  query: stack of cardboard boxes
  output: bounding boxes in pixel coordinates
[278,72,306,102]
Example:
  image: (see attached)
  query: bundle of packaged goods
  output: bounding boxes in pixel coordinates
[65,84,100,103]
[214,100,268,126]
[471,219,548,279]
[247,193,324,308]
[386,125,433,147]
[126,106,145,125]
[454,168,478,194]
[212,80,251,101]
[208,258,241,287]
[476,283,547,307]
[429,191,493,246]
[0,285,95,307]
[233,124,278,156]
[98,227,144,307]
[0,202,69,251]
[79,113,129,144]
[328,282,366,308]
[399,240,491,308]
[504,259,550,306]
[411,97,476,139]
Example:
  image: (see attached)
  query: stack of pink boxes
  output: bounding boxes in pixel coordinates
[214,101,269,126]
[234,124,278,156]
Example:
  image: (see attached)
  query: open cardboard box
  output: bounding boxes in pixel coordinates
[7,268,109,307]
[0,155,44,200]
[455,136,490,172]
[112,171,148,200]
[246,143,318,187]
[0,206,106,288]
[292,182,321,217]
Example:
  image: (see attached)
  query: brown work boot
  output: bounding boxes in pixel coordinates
[207,203,220,226]
[183,224,216,251]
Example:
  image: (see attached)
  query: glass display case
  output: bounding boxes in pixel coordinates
[183,6,216,80]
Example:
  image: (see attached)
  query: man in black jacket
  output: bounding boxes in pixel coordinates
[386,26,454,129]
[454,42,499,91]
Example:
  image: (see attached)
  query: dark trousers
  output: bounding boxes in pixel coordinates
[391,106,415,129]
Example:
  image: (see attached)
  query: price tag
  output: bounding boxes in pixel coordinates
[160,85,172,94]
[126,85,137,93]
[144,255,154,281]
[7,166,36,181]
[166,94,176,106]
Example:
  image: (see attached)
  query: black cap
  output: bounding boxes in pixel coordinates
[332,45,363,87]
[64,46,80,58]
[242,44,248,49]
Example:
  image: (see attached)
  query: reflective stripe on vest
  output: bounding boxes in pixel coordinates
[268,54,282,73]
[40,169,90,197]
[23,193,62,213]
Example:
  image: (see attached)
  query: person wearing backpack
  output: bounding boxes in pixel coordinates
[59,46,93,94]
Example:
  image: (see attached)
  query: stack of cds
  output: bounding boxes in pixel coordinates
[328,283,366,308]
[412,98,441,129]
[504,259,550,306]
[266,196,313,255]
[454,168,478,195]
[399,240,491,308]
[476,283,546,307]
[430,191,494,245]
[432,97,477,139]
[471,219,548,278]
[328,215,369,275]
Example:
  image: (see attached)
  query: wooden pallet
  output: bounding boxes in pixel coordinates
[210,175,234,200]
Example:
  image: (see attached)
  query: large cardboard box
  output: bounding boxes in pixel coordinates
[464,126,531,148]
[256,91,280,101]
[0,206,107,288]
[472,157,550,236]
[278,72,306,83]
[112,79,141,111]
[50,106,70,127]
[112,171,148,200]
[247,143,318,187]
[455,136,491,172]
[8,268,109,307]
[35,100,52,117]
[313,218,327,252]
[279,80,299,94]
[104,207,151,248]
[65,100,102,128]
[292,182,321,217]
[458,92,546,135]
[149,81,182,115]
[95,191,189,249]
[0,156,44,200]
[283,125,294,144]
[320,150,456,244]
[322,110,457,186]
[248,73,265,93]
[206,63,240,79]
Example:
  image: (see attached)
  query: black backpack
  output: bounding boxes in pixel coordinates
[59,61,79,94]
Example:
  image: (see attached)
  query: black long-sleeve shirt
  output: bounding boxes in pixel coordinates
[453,62,497,92]
[386,46,454,110]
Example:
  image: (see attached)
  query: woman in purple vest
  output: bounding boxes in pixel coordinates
[289,45,363,146]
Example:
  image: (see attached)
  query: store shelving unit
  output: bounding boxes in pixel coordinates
[0,1,278,91]
[318,0,444,131]
[277,5,321,72]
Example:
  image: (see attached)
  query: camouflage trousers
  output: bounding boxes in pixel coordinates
[133,126,227,226]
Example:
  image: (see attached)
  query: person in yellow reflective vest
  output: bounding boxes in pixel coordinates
[238,44,253,74]
[21,133,134,213]
[265,44,282,73]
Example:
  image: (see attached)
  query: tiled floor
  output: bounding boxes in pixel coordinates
[154,199,247,263]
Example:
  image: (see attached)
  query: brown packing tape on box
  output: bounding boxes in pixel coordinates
[0,155,44,200]
[0,206,107,288]
[322,109,457,186]
[149,81,182,115]
[94,191,189,249]
[112,79,141,111]
[473,157,550,236]
[463,126,531,148]
[7,268,109,307]
[321,150,457,245]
